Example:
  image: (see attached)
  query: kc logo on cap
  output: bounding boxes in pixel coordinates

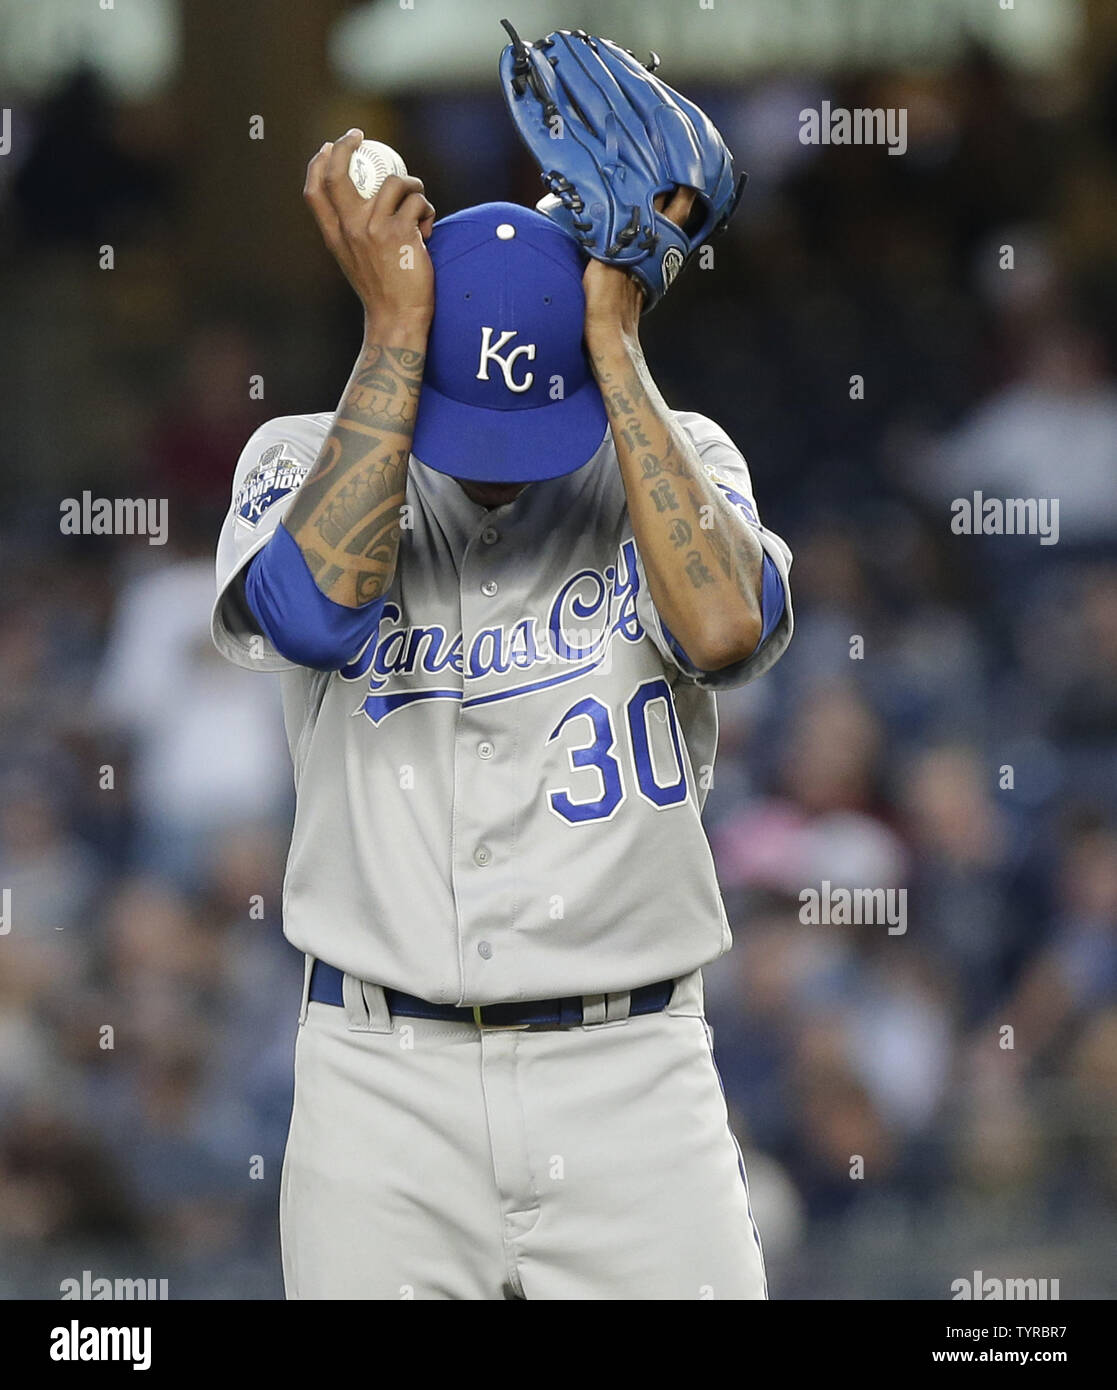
[476,328,537,394]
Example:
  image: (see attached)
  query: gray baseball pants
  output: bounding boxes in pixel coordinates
[280,962,768,1300]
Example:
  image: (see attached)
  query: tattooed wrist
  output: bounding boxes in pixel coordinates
[363,312,433,347]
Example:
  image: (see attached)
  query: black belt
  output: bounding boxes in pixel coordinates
[308,959,674,1030]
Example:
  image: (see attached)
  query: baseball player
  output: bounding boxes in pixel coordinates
[212,27,793,1300]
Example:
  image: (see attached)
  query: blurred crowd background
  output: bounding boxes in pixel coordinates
[1,0,1116,1299]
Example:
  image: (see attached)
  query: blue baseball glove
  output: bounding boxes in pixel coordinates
[498,19,746,311]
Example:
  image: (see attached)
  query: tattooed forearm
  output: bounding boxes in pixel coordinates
[285,341,424,607]
[686,486,759,604]
[312,458,403,550]
[589,336,765,666]
[344,348,424,430]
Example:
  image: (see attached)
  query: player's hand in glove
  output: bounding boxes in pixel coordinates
[499,22,745,312]
[303,130,436,331]
[583,187,696,346]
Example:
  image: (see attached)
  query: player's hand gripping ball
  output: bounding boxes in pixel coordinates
[348,140,408,201]
[304,131,435,325]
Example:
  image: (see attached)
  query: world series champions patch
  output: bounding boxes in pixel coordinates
[234,444,310,528]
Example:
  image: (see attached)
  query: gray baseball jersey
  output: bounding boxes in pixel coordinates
[211,410,793,1005]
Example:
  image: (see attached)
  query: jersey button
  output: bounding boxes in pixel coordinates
[477,741,495,759]
[481,527,500,545]
[481,579,498,597]
[473,845,492,866]
[477,940,493,959]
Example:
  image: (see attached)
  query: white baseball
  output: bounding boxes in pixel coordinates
[348,140,407,200]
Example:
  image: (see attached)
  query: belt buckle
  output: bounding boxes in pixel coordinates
[472,1004,531,1032]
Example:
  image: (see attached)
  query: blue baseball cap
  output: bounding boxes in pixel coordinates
[412,202,608,483]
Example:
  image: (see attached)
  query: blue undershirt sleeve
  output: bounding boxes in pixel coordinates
[757,550,787,649]
[243,522,387,671]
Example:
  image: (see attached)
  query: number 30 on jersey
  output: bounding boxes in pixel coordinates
[546,677,689,824]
